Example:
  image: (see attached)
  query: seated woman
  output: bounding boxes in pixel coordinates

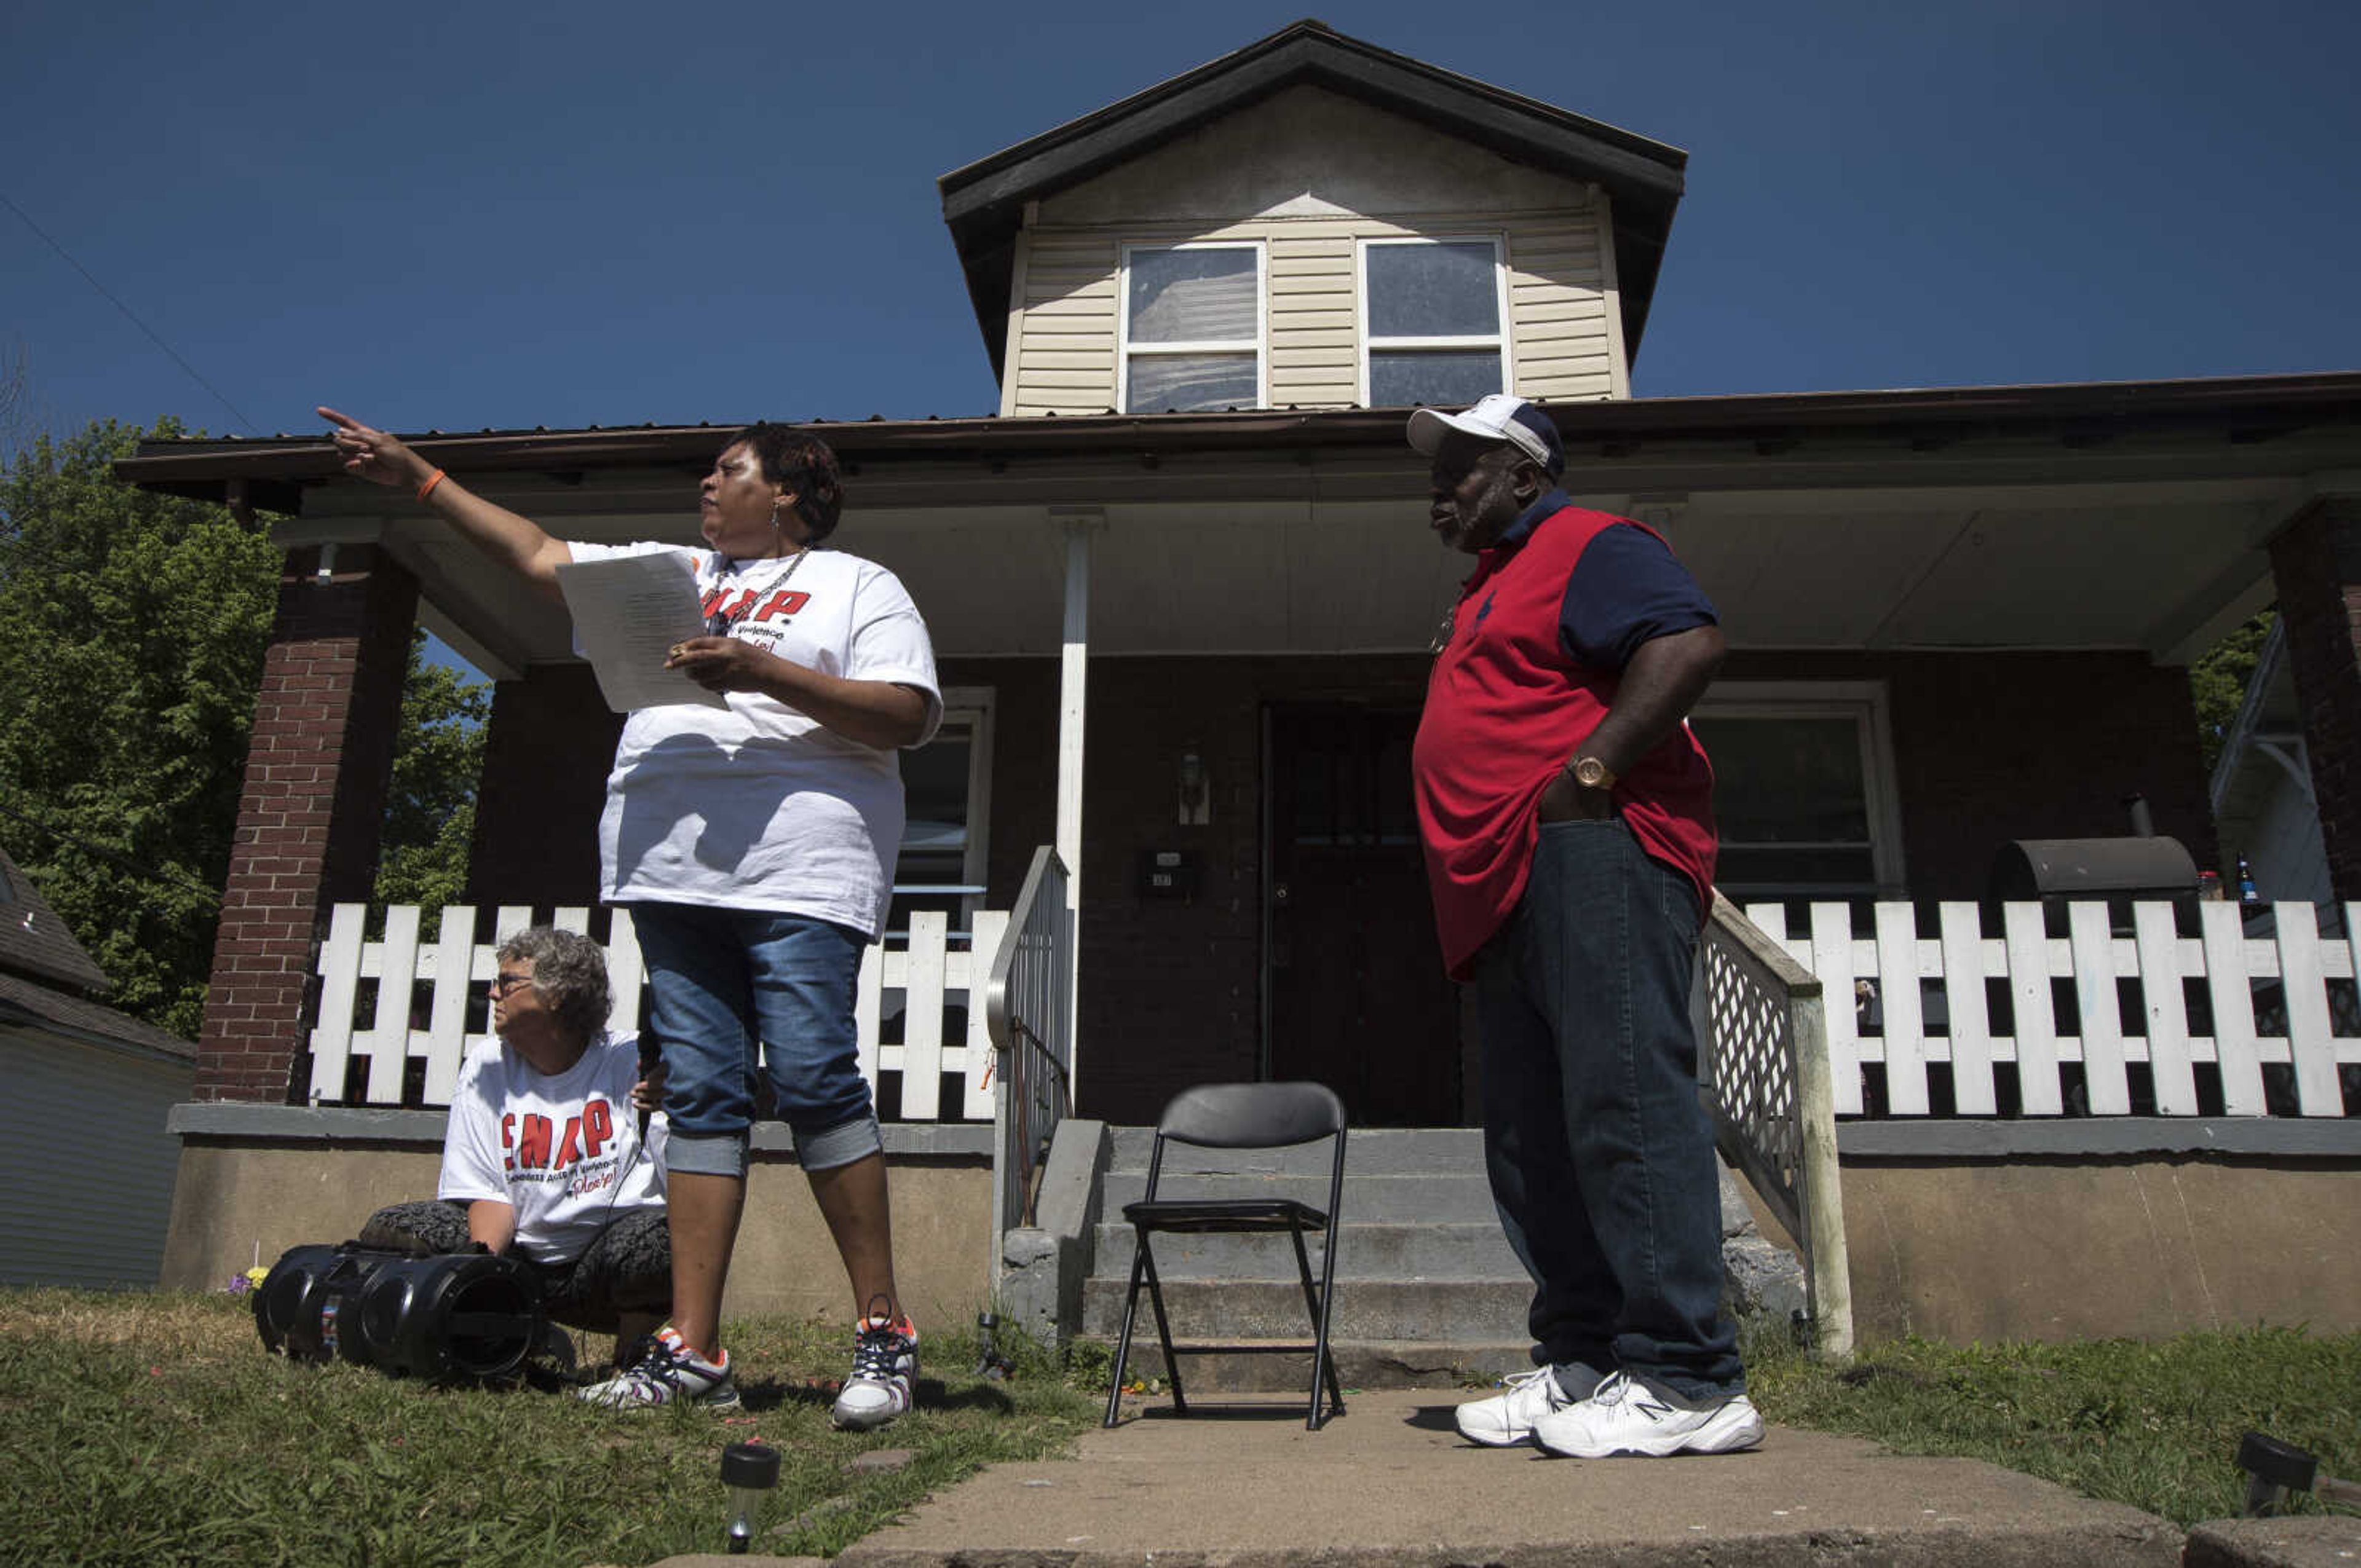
[361,926,669,1366]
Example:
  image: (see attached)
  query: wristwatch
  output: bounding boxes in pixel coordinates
[1568,755,1616,792]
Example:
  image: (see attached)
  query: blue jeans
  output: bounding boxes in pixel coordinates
[1473,817,1742,1400]
[630,904,881,1175]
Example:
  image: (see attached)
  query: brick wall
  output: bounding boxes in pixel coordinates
[2269,497,2361,902]
[1731,649,2220,896]
[944,655,1435,1125]
[196,546,417,1102]
[949,647,2215,1122]
[465,664,622,913]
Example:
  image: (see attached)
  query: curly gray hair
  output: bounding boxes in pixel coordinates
[495,926,612,1043]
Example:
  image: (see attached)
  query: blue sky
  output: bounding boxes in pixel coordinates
[5,0,2357,447]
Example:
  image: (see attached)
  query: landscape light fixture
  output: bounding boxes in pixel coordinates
[721,1441,781,1554]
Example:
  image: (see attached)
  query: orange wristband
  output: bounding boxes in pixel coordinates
[416,468,447,502]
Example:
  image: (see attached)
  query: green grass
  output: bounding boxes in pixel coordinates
[1747,1325,2361,1527]
[0,1287,1096,1568]
[14,1291,2357,1564]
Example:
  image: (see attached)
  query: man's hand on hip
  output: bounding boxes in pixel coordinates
[1536,766,1615,823]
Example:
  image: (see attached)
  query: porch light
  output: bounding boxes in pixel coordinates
[1178,749,1209,825]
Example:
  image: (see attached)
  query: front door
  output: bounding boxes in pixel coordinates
[1265,705,1463,1126]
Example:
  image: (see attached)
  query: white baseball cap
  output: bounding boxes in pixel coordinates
[1406,393,1565,477]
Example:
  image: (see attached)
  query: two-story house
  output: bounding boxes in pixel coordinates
[119,22,2361,1323]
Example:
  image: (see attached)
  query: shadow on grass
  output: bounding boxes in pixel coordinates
[732,1376,1016,1416]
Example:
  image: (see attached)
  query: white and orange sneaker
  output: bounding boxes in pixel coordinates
[831,1313,918,1431]
[577,1326,741,1411]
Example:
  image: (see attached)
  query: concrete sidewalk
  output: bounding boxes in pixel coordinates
[657,1387,2203,1567]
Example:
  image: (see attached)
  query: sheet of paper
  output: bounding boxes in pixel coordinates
[555,553,729,712]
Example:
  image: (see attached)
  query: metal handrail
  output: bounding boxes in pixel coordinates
[985,847,1074,1265]
[2209,615,2287,816]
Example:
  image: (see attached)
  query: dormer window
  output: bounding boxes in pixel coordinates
[1120,243,1266,412]
[1359,237,1509,408]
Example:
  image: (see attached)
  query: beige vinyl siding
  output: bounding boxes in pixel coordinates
[1001,197,1620,415]
[1505,210,1615,403]
[1268,231,1356,406]
[1008,232,1121,416]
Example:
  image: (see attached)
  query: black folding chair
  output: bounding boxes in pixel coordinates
[1103,1081,1348,1430]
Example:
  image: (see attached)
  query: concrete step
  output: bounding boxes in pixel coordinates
[1099,1168,1501,1222]
[1091,1219,1525,1278]
[1108,1125,1484,1176]
[1082,1336,1532,1392]
[1082,1275,1529,1342]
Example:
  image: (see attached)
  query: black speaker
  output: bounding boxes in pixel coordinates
[253,1243,546,1384]
[252,1243,379,1363]
[353,1253,544,1381]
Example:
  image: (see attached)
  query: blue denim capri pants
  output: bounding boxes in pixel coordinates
[628,902,883,1178]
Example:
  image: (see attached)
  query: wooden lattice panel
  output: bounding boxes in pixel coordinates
[1701,931,1803,1220]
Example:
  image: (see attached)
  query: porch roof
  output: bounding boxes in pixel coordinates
[116,372,2361,678]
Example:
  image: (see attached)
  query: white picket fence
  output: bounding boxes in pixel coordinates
[304,903,1005,1119]
[1745,899,2361,1119]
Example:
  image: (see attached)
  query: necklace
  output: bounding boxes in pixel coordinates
[706,546,812,636]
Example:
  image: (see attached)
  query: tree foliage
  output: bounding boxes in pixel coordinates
[0,418,490,1040]
[2189,610,2276,778]
[0,419,277,1038]
[374,629,488,916]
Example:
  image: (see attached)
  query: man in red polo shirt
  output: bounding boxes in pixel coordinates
[1409,393,1760,1459]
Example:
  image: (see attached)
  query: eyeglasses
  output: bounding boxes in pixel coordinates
[490,972,536,998]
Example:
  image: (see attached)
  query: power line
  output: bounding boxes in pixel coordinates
[0,189,261,437]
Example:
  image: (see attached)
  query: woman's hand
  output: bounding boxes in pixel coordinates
[665,636,930,749]
[630,1060,668,1114]
[318,406,432,490]
[664,635,777,693]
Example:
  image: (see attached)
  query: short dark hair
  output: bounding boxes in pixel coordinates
[729,422,845,542]
[495,926,612,1043]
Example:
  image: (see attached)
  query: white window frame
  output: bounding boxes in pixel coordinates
[1689,680,1907,898]
[1356,234,1513,408]
[1117,240,1267,414]
[892,686,995,934]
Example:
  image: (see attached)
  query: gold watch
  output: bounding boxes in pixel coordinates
[1568,756,1616,792]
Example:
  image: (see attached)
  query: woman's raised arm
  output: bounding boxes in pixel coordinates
[318,406,572,600]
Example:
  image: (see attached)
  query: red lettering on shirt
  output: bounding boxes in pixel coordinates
[554,1115,582,1170]
[697,587,759,624]
[582,1098,614,1159]
[751,589,809,623]
[516,1114,552,1169]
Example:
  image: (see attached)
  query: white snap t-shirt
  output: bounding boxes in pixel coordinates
[566,542,943,939]
[438,1031,667,1266]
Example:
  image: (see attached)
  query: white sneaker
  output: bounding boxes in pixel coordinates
[1453,1363,1602,1447]
[1531,1371,1764,1458]
[831,1314,918,1432]
[576,1327,741,1411]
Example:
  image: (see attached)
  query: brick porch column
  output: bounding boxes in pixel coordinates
[195,544,418,1101]
[464,664,620,910]
[2268,495,2361,904]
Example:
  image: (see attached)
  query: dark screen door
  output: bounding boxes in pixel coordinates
[1265,706,1463,1125]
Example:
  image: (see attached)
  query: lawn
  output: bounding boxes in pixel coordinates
[0,1286,1096,1568]
[1745,1325,2361,1528]
[9,1288,2356,1566]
